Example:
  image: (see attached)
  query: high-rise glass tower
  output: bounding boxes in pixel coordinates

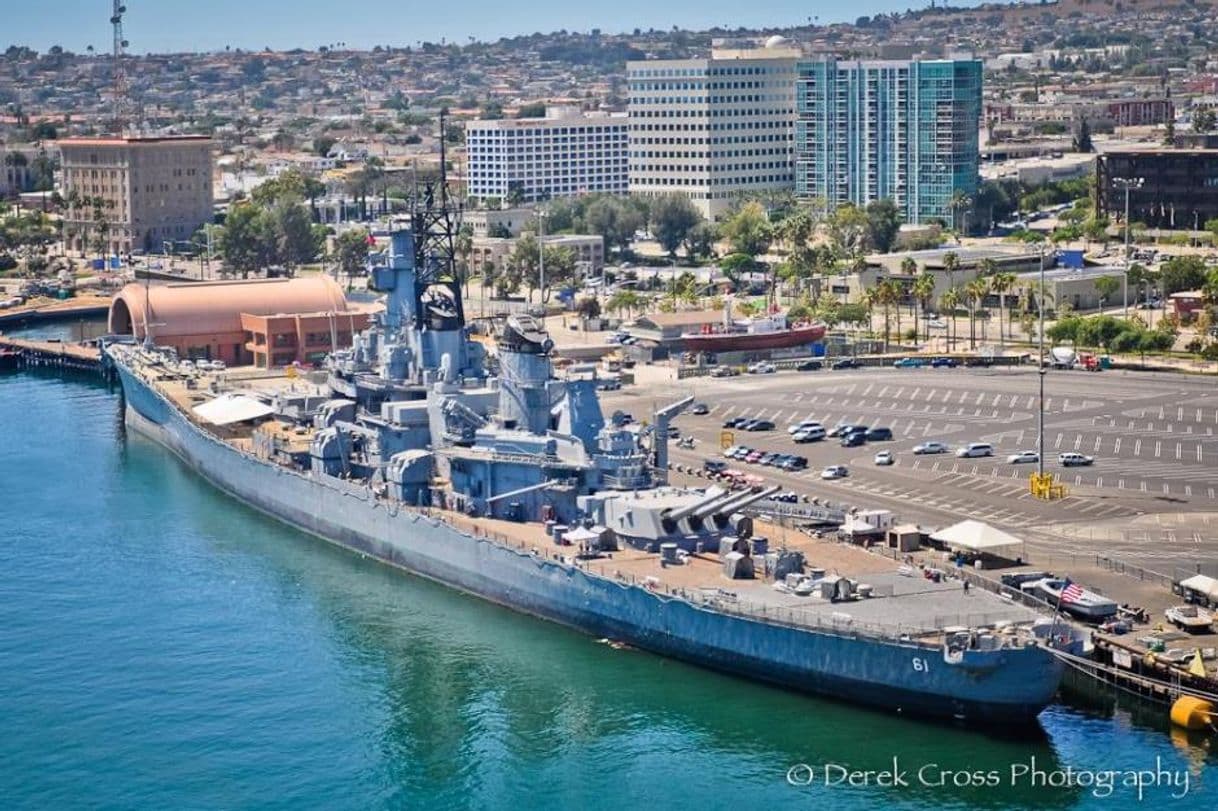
[795,57,982,227]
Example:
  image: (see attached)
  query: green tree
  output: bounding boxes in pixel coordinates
[584,197,643,255]
[941,288,962,351]
[1193,108,1216,134]
[865,198,902,253]
[719,200,772,258]
[1093,275,1121,310]
[221,203,276,279]
[333,228,370,287]
[964,279,988,349]
[313,136,337,157]
[1160,255,1207,295]
[271,197,323,273]
[829,203,870,260]
[252,168,326,207]
[989,271,1017,346]
[650,194,702,258]
[913,271,936,342]
[1072,117,1093,153]
[942,251,960,290]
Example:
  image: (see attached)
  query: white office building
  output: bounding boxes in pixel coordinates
[464,106,628,203]
[627,39,800,221]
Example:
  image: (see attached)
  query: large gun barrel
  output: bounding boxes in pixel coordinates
[713,485,782,523]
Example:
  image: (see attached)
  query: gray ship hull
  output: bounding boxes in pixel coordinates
[112,358,1065,724]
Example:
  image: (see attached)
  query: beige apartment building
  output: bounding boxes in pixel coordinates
[58,135,214,256]
[627,40,800,221]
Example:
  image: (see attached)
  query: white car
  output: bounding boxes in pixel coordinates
[1059,452,1094,467]
[1007,450,1040,464]
[723,445,743,458]
[874,451,894,466]
[747,362,776,374]
[788,420,823,435]
[956,443,994,458]
[821,465,849,480]
[792,427,826,443]
[928,319,948,330]
[913,441,949,455]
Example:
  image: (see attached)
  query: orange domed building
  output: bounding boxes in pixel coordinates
[109,276,371,368]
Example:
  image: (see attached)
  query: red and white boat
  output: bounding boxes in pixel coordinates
[682,307,825,353]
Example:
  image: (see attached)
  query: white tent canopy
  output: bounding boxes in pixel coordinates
[193,393,274,426]
[1180,574,1218,602]
[563,526,601,544]
[930,520,1025,559]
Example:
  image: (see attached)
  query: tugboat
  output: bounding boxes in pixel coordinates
[681,300,824,353]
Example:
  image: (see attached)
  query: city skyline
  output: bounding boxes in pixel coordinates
[8,0,987,54]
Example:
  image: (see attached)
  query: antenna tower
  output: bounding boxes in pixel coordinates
[111,1,131,134]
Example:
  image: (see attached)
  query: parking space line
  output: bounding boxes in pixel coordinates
[1134,438,1142,456]
[1155,440,1161,458]
[1115,437,1121,454]
[1176,443,1182,460]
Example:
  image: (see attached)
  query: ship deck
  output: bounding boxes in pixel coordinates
[438,509,1042,642]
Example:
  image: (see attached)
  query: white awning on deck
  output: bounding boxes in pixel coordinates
[193,393,274,425]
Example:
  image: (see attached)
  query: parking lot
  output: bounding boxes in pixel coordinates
[602,364,1218,574]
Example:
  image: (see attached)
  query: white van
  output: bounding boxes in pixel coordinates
[956,442,994,458]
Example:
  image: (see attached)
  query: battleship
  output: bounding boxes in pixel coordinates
[105,171,1080,726]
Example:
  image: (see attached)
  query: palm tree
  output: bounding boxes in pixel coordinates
[913,272,936,343]
[900,255,918,322]
[941,288,961,351]
[861,286,881,345]
[942,251,960,292]
[989,271,1017,347]
[877,279,900,351]
[964,279,989,349]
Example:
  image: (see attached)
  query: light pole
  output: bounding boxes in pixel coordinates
[1113,176,1143,320]
[537,209,546,309]
[1037,244,1047,478]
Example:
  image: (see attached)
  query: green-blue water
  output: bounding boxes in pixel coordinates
[1,359,1216,809]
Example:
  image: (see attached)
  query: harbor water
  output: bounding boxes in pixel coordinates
[0,339,1215,809]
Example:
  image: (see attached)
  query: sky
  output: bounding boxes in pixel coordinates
[6,1,985,54]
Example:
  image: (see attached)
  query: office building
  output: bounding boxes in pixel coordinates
[465,106,628,204]
[58,135,215,256]
[627,40,800,220]
[1096,148,1218,231]
[795,56,982,227]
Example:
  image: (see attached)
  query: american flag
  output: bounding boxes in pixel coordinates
[1060,579,1084,604]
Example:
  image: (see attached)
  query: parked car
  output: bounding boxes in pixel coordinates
[930,357,957,368]
[723,416,746,428]
[893,357,924,368]
[827,423,861,438]
[722,445,743,458]
[928,319,948,330]
[1007,450,1040,464]
[745,419,775,432]
[841,431,867,448]
[1058,452,1094,467]
[782,456,809,471]
[690,402,710,415]
[730,446,753,460]
[747,361,777,374]
[865,427,893,441]
[821,465,849,480]
[874,450,895,466]
[709,365,738,378]
[745,450,765,464]
[597,377,622,391]
[796,359,823,371]
[831,358,860,370]
[759,452,780,466]
[666,425,680,438]
[704,459,728,474]
[788,420,823,435]
[792,427,826,443]
[956,443,994,458]
[913,441,949,455]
